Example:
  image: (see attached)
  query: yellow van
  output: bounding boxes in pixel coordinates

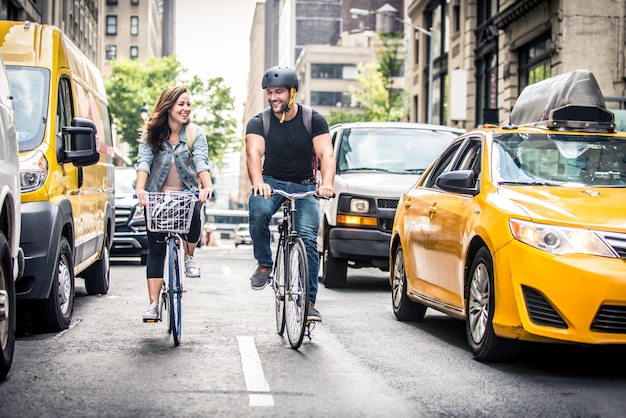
[0,21,114,332]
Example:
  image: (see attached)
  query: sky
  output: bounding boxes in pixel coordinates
[175,0,260,113]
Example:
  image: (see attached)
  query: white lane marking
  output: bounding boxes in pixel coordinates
[237,336,274,406]
[222,266,231,275]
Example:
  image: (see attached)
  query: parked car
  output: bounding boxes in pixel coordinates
[112,167,148,265]
[234,223,252,247]
[318,121,465,288]
[0,53,22,380]
[390,70,626,362]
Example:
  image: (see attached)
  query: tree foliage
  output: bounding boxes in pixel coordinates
[104,55,239,164]
[333,32,407,124]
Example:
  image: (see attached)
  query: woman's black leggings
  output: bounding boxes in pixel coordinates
[145,201,202,278]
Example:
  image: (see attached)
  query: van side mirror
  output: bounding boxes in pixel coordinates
[62,117,99,166]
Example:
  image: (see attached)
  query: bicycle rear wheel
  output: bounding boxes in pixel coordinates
[273,242,286,335]
[167,238,183,346]
[285,237,309,349]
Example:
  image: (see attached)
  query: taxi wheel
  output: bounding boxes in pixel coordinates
[466,246,520,362]
[391,245,426,321]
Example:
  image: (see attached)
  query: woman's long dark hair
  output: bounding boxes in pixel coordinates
[141,85,189,152]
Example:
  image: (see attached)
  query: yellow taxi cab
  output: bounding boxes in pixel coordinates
[390,69,626,362]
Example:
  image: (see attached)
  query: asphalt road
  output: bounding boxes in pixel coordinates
[2,240,626,417]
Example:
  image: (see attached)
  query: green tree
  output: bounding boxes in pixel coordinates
[104,55,239,164]
[340,32,407,123]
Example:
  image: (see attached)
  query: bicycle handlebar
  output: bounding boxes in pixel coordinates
[271,189,334,200]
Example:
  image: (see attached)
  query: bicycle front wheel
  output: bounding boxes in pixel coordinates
[273,242,286,335]
[167,238,183,346]
[284,237,309,349]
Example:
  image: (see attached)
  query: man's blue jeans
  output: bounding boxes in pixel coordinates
[248,176,320,305]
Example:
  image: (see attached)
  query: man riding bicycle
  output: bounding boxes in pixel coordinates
[245,66,335,322]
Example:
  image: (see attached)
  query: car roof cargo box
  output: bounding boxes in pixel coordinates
[509,69,615,133]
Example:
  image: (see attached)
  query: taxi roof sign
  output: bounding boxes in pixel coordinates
[509,69,615,133]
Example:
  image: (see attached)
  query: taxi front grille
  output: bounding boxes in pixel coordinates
[522,286,568,329]
[591,305,626,333]
[600,231,626,259]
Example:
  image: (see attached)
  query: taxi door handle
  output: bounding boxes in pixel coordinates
[428,204,437,219]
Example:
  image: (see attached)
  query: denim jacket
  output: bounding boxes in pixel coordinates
[135,124,211,192]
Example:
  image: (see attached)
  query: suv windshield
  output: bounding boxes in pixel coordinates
[6,66,50,152]
[493,133,626,187]
[337,127,459,174]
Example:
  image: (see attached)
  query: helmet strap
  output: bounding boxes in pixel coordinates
[279,87,297,124]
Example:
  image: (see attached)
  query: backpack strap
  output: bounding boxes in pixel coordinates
[185,123,197,150]
[261,104,312,138]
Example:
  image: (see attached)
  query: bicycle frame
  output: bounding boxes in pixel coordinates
[270,189,318,349]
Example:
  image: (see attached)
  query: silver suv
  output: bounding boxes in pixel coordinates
[0,55,22,380]
[318,122,464,288]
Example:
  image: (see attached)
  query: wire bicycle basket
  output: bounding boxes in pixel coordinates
[146,191,197,233]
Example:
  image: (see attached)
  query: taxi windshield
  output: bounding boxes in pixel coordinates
[6,66,50,152]
[493,133,626,187]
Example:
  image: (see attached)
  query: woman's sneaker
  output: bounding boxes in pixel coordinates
[185,255,200,278]
[143,302,159,322]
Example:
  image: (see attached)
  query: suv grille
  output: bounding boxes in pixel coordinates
[378,199,398,209]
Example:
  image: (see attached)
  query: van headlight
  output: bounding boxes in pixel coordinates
[509,219,616,257]
[19,150,48,192]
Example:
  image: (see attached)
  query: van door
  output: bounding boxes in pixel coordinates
[57,75,83,262]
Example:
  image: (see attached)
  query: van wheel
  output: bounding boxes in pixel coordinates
[83,234,110,295]
[0,232,16,380]
[321,227,347,288]
[35,236,74,332]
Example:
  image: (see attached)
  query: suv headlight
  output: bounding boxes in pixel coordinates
[19,150,48,192]
[509,219,616,257]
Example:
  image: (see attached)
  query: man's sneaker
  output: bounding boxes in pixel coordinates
[250,265,271,290]
[307,303,322,322]
[185,255,200,278]
[143,302,159,322]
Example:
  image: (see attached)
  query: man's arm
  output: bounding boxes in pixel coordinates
[246,132,271,198]
[313,132,335,198]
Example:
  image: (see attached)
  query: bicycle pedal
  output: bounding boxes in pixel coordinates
[143,318,160,323]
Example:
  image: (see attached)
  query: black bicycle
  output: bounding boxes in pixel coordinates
[270,189,328,349]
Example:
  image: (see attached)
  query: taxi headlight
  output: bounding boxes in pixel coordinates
[509,219,616,257]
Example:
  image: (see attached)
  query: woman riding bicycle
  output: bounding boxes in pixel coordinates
[135,85,214,322]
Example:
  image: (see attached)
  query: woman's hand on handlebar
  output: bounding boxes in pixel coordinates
[135,188,148,206]
[198,186,214,203]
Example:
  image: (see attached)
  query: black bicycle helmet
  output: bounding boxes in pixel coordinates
[262,66,299,90]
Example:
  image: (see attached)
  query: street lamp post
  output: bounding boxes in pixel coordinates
[350,7,433,124]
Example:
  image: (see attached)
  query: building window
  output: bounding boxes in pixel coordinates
[311,64,356,80]
[130,16,139,36]
[105,45,117,60]
[106,15,117,35]
[130,46,139,60]
[310,91,355,107]
[518,33,551,92]
[131,0,139,4]
[106,0,118,5]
